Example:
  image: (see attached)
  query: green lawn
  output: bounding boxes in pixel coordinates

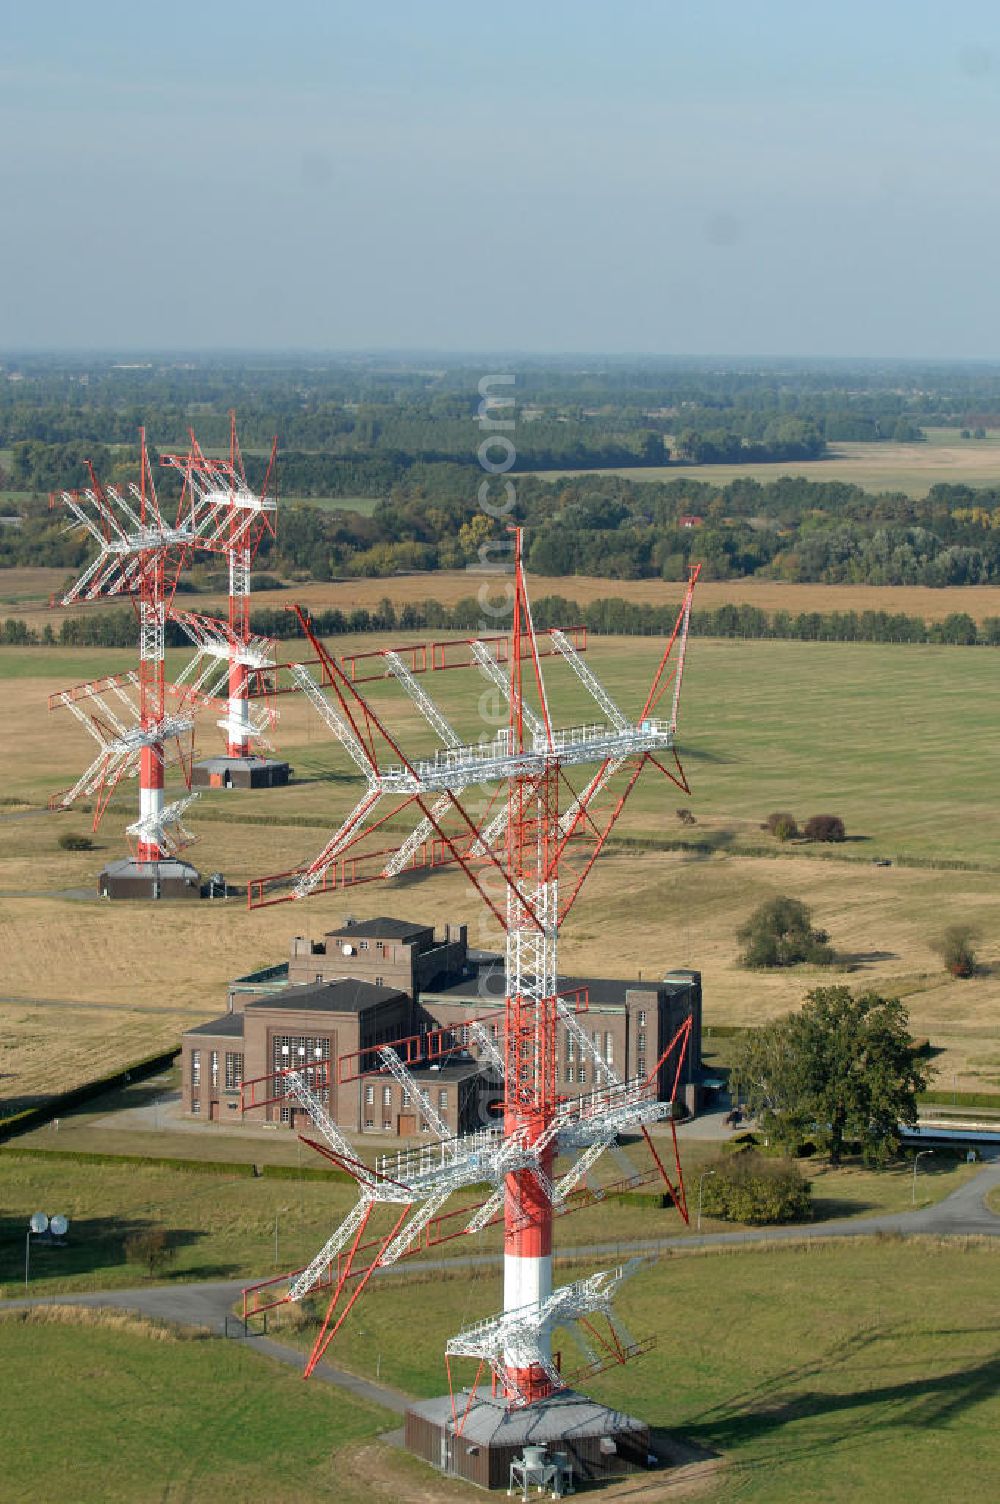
[0,1130,978,1302]
[0,1307,393,1503]
[7,628,1000,866]
[289,1237,1000,1503]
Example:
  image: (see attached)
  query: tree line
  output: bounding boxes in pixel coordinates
[3,594,996,649]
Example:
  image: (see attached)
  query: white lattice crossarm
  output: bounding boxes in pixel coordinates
[469,803,508,859]
[126,791,200,858]
[469,1020,505,1077]
[551,1136,616,1204]
[377,1046,454,1144]
[280,1068,381,1194]
[56,482,193,606]
[376,719,675,796]
[50,673,140,745]
[549,629,629,732]
[381,791,453,878]
[173,610,275,672]
[288,1195,375,1301]
[294,788,384,899]
[445,1261,644,1401]
[559,755,627,836]
[288,662,372,776]
[470,638,545,742]
[380,1186,452,1265]
[556,996,620,1090]
[383,651,460,748]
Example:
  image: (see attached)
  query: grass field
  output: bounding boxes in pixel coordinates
[533,426,1000,498]
[0,1117,977,1302]
[3,1237,999,1501]
[247,1236,1000,1503]
[5,632,1000,1106]
[0,1307,395,1504]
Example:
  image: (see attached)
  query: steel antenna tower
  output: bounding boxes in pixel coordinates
[49,433,201,889]
[240,538,700,1413]
[161,415,287,783]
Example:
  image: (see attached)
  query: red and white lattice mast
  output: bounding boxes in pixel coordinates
[161,415,285,781]
[49,433,200,887]
[240,536,700,1412]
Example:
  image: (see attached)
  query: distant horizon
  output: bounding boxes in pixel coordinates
[7,348,1000,370]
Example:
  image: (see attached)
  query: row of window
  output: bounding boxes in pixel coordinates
[190,1051,243,1091]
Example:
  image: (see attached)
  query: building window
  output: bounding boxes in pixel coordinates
[459,1024,470,1046]
[191,1050,201,1087]
[638,1009,647,1028]
[374,976,384,987]
[489,1022,498,1042]
[402,1089,411,1107]
[210,1051,219,1090]
[224,1052,244,1090]
[605,1032,614,1066]
[359,939,369,951]
[578,1065,586,1085]
[382,1120,392,1131]
[280,1105,291,1123]
[272,1035,331,1103]
[191,1098,200,1114]
[566,1030,576,1061]
[365,1083,375,1106]
[638,1031,646,1053]
[315,973,324,982]
[365,1118,374,1129]
[565,1067,574,1084]
[382,1085,392,1108]
[420,1122,430,1132]
[438,1089,448,1110]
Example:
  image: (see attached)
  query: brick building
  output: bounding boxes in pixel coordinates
[181,914,703,1134]
[181,972,493,1136]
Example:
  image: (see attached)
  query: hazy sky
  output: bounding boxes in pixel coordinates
[5,1,1000,357]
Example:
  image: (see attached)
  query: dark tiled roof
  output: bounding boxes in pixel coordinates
[329,917,431,941]
[246,977,406,1014]
[423,959,682,1009]
[410,1058,484,1083]
[186,1013,245,1038]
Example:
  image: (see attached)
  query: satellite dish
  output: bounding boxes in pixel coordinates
[29,1212,48,1234]
[50,1215,69,1237]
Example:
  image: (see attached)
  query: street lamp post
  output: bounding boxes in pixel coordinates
[697,1169,716,1232]
[912,1149,934,1204]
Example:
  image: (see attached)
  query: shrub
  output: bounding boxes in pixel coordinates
[124,1227,176,1278]
[737,895,835,969]
[57,831,94,851]
[766,811,799,841]
[803,814,846,842]
[700,1152,812,1224]
[934,924,978,978]
[675,807,697,826]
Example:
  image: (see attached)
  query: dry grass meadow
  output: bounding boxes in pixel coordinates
[3,620,1000,1114]
[15,564,1000,632]
[538,427,1000,497]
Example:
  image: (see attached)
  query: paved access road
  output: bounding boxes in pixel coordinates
[3,1155,999,1410]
